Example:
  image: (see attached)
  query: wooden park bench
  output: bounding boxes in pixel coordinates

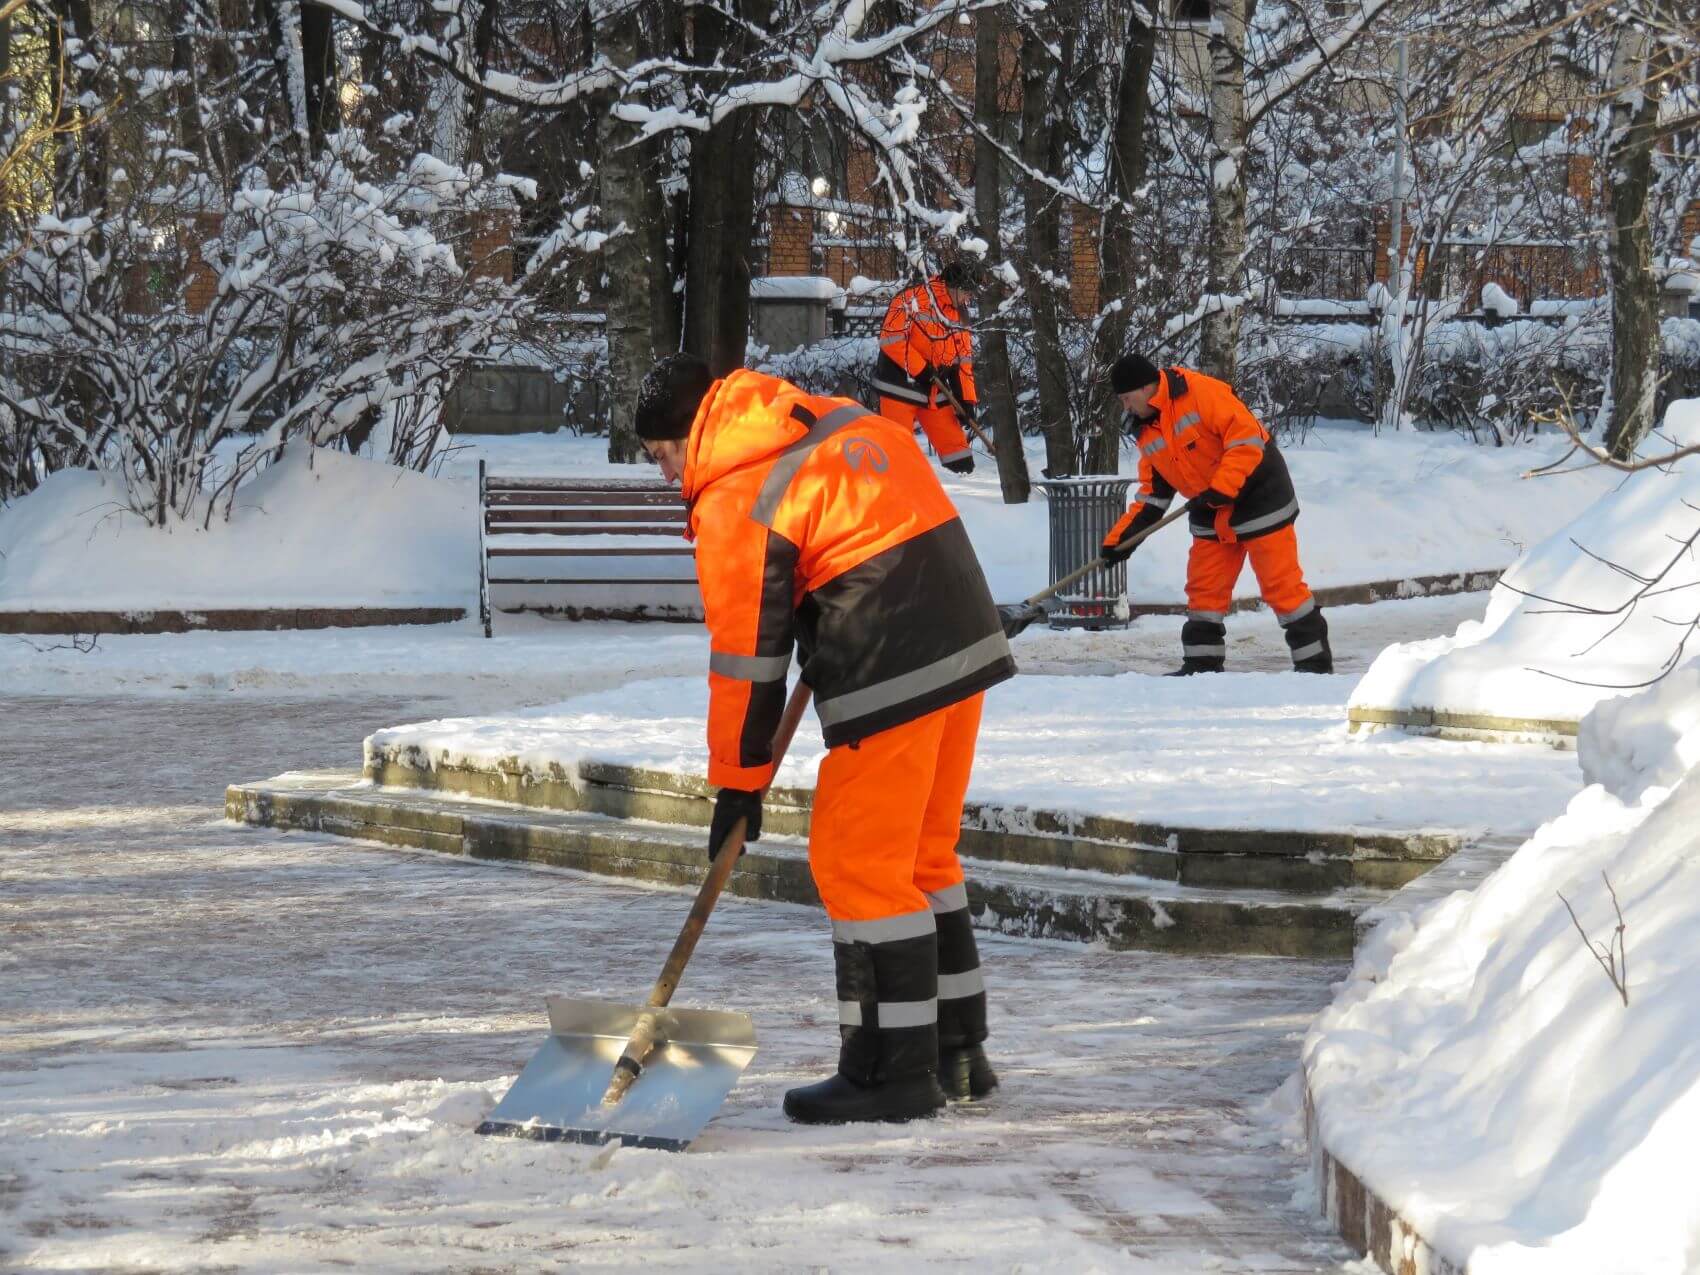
[477,464,700,634]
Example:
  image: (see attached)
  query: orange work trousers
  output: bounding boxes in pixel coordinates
[877,395,973,466]
[808,692,984,923]
[1185,523,1314,619]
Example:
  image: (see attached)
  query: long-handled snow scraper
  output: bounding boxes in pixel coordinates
[997,503,1188,639]
[476,679,815,1151]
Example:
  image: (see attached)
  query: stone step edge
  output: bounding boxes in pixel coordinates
[1304,1071,1462,1275]
[363,758,1428,895]
[226,776,1361,959]
[1348,705,1578,750]
[0,606,465,635]
[363,747,1460,865]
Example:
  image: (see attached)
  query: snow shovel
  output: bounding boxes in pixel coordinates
[997,503,1189,639]
[476,679,815,1152]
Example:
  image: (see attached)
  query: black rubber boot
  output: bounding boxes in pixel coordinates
[1177,613,1227,676]
[933,891,996,1101]
[783,1071,948,1124]
[783,932,947,1125]
[1283,604,1333,674]
[939,1044,998,1101]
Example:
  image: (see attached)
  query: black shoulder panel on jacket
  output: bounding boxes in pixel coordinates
[1165,369,1189,399]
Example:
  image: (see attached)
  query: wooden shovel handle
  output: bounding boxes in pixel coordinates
[932,374,997,457]
[602,679,814,1105]
[1021,503,1188,608]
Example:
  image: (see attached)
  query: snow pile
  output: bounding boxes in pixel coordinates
[0,448,475,612]
[1577,662,1700,804]
[1305,667,1700,1272]
[367,670,1581,837]
[1350,399,1700,725]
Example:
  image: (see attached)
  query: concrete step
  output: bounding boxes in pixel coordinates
[227,771,1374,958]
[363,749,1458,896]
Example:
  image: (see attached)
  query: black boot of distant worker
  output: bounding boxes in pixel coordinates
[1169,613,1226,676]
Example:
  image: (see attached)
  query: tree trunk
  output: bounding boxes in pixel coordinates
[1018,21,1073,476]
[595,1,659,463]
[300,2,337,150]
[1082,0,1156,475]
[1602,30,1665,460]
[1199,0,1252,381]
[973,2,1029,503]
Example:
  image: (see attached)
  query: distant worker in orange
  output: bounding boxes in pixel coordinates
[634,355,1015,1125]
[875,261,980,475]
[1101,353,1332,675]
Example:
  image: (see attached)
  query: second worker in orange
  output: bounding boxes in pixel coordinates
[1101,353,1333,675]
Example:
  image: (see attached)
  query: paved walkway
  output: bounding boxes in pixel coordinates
[1,695,1358,1272]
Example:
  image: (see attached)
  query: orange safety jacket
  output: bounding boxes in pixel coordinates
[876,279,978,412]
[682,369,1015,791]
[1103,367,1300,550]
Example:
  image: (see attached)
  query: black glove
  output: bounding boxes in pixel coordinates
[1187,487,1234,516]
[708,787,763,861]
[1101,533,1139,565]
[944,455,975,475]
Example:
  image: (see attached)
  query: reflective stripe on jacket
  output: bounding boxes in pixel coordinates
[1103,367,1299,549]
[681,369,1015,788]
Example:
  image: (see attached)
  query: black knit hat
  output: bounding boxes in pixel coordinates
[939,259,975,290]
[1110,353,1161,394]
[635,354,713,440]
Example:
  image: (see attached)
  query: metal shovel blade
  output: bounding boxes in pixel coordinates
[475,996,757,1151]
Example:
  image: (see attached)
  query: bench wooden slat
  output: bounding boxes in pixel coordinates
[486,476,674,492]
[489,576,699,586]
[488,546,696,557]
[484,524,686,537]
[487,507,686,525]
[486,490,683,508]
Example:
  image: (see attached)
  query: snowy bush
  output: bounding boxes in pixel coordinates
[0,133,537,525]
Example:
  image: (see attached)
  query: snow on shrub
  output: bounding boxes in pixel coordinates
[1305,670,1700,1272]
[0,132,536,525]
[1350,398,1700,724]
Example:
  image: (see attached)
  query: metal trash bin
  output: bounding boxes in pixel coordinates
[1034,476,1135,629]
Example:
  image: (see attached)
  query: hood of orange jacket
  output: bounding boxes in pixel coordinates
[680,369,811,506]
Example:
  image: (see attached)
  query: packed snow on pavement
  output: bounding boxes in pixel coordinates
[0,694,1356,1273]
[0,590,1486,700]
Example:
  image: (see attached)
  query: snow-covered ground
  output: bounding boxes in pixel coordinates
[3,423,1609,617]
[0,693,1356,1273]
[0,450,474,612]
[368,660,1580,840]
[1350,400,1700,727]
[0,590,1483,700]
[1306,663,1700,1272]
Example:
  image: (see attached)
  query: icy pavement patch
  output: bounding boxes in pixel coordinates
[0,615,708,702]
[370,670,1582,838]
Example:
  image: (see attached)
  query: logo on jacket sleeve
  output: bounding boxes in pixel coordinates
[842,436,890,475]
